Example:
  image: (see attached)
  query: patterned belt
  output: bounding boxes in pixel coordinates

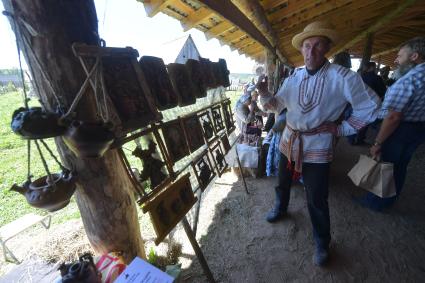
[286,122,335,179]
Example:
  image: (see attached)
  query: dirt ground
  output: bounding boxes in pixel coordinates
[1,139,425,282]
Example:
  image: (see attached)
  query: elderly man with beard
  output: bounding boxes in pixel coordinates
[356,37,425,211]
[256,21,380,266]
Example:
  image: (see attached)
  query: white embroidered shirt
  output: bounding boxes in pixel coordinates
[260,61,381,164]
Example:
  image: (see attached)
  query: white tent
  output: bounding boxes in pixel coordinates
[174,34,201,64]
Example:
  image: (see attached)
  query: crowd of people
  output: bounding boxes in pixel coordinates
[233,20,425,267]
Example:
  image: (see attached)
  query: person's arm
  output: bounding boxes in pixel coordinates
[256,74,286,113]
[369,75,415,157]
[370,110,402,157]
[336,71,381,136]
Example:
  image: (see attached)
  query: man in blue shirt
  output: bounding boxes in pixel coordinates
[357,37,425,211]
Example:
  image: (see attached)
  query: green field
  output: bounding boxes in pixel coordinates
[0,91,80,227]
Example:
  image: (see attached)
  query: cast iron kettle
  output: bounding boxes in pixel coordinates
[62,120,115,158]
[10,170,77,212]
[11,107,67,139]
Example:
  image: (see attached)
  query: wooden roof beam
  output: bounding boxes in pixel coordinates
[230,0,289,64]
[181,6,215,31]
[196,0,288,63]
[142,0,177,17]
[372,47,399,59]
[334,0,419,54]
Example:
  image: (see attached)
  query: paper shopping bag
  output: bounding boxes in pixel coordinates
[348,155,396,198]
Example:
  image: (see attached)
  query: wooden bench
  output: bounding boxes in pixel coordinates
[0,213,51,263]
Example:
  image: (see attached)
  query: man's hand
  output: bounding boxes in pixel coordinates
[256,74,268,95]
[370,144,381,159]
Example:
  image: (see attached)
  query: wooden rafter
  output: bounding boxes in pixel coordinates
[371,47,399,58]
[222,29,246,43]
[334,0,419,54]
[181,6,214,31]
[205,21,233,39]
[142,0,177,17]
[232,37,257,49]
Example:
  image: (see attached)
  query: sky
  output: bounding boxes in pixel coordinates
[0,0,256,73]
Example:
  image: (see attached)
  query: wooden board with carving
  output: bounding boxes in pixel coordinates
[211,105,226,133]
[198,110,217,144]
[210,140,228,177]
[139,56,179,110]
[161,119,190,163]
[191,150,216,192]
[72,43,162,133]
[142,173,197,245]
[167,63,197,106]
[222,99,235,134]
[182,114,205,153]
[220,134,231,154]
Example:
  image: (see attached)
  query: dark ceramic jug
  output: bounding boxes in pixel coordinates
[10,171,76,212]
[11,107,67,139]
[63,121,114,158]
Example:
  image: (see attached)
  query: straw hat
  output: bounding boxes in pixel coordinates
[292,21,339,50]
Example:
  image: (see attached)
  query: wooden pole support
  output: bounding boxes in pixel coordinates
[182,217,216,283]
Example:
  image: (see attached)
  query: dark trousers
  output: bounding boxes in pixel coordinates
[276,153,331,248]
[364,121,425,209]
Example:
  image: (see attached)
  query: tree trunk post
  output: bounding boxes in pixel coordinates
[265,49,277,93]
[359,33,374,72]
[3,0,145,263]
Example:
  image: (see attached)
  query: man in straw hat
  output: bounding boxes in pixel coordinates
[256,21,381,266]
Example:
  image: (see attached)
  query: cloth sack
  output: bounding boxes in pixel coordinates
[348,154,396,198]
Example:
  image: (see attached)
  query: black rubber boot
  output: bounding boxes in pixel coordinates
[266,187,285,223]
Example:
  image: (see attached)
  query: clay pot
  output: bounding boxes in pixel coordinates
[11,107,67,139]
[10,171,76,212]
[63,121,114,158]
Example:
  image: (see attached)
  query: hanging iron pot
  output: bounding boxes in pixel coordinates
[62,120,114,158]
[10,170,77,212]
[11,107,67,139]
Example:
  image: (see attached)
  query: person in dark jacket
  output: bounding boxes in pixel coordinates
[361,62,387,99]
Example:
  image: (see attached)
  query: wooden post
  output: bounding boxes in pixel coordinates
[182,217,216,283]
[3,0,145,263]
[377,55,382,73]
[265,49,277,93]
[359,33,374,73]
[231,0,287,63]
